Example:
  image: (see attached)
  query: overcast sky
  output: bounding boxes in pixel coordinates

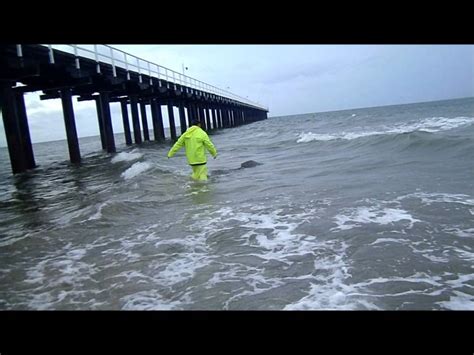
[1,45,473,146]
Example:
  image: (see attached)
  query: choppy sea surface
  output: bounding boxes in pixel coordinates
[0,97,473,310]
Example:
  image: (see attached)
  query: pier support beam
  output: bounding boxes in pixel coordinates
[216,107,223,129]
[185,102,191,121]
[236,108,242,126]
[230,108,235,127]
[206,105,213,130]
[212,107,218,129]
[186,103,193,123]
[221,108,225,127]
[178,101,187,134]
[94,97,107,150]
[204,106,210,131]
[60,88,81,164]
[98,92,116,153]
[140,102,150,141]
[1,84,28,173]
[15,91,36,169]
[232,108,237,126]
[167,100,177,140]
[201,105,208,131]
[190,103,198,124]
[130,95,142,144]
[236,109,241,125]
[200,105,206,129]
[245,109,252,123]
[222,106,230,128]
[196,104,202,126]
[184,104,190,127]
[120,100,132,145]
[196,104,205,130]
[150,98,165,142]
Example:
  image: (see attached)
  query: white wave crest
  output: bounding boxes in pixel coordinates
[87,202,108,221]
[121,162,152,180]
[437,290,474,310]
[332,206,421,232]
[397,116,474,133]
[112,151,144,163]
[296,132,339,143]
[121,290,187,310]
[297,116,474,143]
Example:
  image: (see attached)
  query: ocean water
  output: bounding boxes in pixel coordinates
[0,97,473,310]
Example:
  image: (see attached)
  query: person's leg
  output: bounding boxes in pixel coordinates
[191,164,208,181]
[199,165,208,180]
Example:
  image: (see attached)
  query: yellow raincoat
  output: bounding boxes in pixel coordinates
[167,125,217,180]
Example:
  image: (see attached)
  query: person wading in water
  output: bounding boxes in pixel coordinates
[167,118,217,181]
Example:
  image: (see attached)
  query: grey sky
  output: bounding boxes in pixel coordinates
[1,45,473,146]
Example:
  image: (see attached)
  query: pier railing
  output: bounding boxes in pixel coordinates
[32,44,268,111]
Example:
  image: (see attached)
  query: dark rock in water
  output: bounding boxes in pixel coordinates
[240,160,262,168]
[210,169,230,176]
[211,161,262,176]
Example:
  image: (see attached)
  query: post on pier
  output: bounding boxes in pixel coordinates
[228,108,233,128]
[201,105,208,131]
[205,105,212,130]
[209,106,214,129]
[206,104,213,130]
[98,92,116,153]
[199,104,206,129]
[178,101,187,134]
[236,108,240,126]
[230,108,235,127]
[230,107,235,127]
[190,103,198,124]
[236,108,242,126]
[216,106,223,129]
[15,91,36,169]
[226,106,232,128]
[212,107,218,129]
[223,106,230,128]
[194,103,201,127]
[184,103,191,127]
[139,101,150,141]
[94,96,107,149]
[130,95,142,144]
[60,88,81,163]
[1,83,28,174]
[195,104,205,130]
[167,99,177,140]
[120,100,133,145]
[247,108,252,123]
[150,98,165,142]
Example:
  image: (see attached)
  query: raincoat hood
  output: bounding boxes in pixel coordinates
[182,125,200,138]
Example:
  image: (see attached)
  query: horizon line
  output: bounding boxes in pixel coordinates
[269,95,474,119]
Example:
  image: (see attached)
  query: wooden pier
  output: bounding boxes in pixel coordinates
[0,44,268,174]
